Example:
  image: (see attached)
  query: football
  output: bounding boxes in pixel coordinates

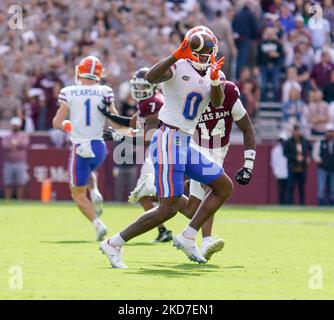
[188,33,215,53]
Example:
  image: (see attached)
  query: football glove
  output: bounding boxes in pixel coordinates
[62,120,72,133]
[173,38,200,61]
[210,54,225,82]
[103,127,125,142]
[235,167,252,185]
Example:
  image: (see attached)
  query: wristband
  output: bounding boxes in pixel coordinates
[211,79,220,86]
[244,149,256,161]
[244,149,256,170]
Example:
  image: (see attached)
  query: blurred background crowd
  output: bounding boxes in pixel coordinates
[0,0,333,132]
[0,0,334,205]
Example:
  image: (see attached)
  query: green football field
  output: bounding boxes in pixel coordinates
[0,202,333,300]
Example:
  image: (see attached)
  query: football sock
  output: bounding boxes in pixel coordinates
[202,236,214,245]
[92,218,103,228]
[108,233,126,247]
[182,226,198,240]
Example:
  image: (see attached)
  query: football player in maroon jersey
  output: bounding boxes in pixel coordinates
[176,80,256,260]
[99,67,173,243]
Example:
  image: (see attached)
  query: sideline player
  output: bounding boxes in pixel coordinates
[53,56,114,241]
[100,67,173,243]
[100,26,234,268]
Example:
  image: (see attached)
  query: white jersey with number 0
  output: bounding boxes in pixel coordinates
[58,84,114,144]
[159,59,225,135]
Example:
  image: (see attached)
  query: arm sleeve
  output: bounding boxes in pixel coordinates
[57,88,68,106]
[168,62,178,81]
[102,86,115,105]
[105,113,131,127]
[231,98,247,122]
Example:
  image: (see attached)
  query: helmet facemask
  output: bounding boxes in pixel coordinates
[185,26,219,71]
[130,78,155,101]
[190,44,218,71]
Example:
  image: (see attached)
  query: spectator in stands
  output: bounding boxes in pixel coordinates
[294,15,311,45]
[282,87,308,135]
[1,117,30,200]
[236,66,260,101]
[232,1,258,77]
[284,124,312,205]
[313,124,334,205]
[308,10,331,51]
[308,89,332,137]
[240,81,258,119]
[323,0,334,40]
[290,52,312,101]
[295,39,315,71]
[279,2,296,34]
[258,26,284,101]
[311,51,334,90]
[0,85,22,130]
[208,8,238,80]
[281,66,302,103]
[270,132,289,204]
[323,69,334,104]
[23,88,45,132]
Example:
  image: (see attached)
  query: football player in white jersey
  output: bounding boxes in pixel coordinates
[100,67,173,243]
[52,56,114,241]
[100,26,235,268]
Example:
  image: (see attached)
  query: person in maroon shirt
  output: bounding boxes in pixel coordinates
[1,117,30,200]
[311,51,334,90]
[175,81,256,260]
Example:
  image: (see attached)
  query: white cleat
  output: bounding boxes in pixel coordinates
[173,233,207,264]
[201,238,225,261]
[99,239,128,269]
[128,174,156,204]
[96,223,108,241]
[90,189,104,217]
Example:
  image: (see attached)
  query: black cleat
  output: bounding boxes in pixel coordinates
[153,229,173,243]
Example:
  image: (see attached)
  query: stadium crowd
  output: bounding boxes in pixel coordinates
[0,0,334,205]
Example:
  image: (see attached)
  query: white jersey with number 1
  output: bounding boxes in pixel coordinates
[158,59,225,135]
[57,84,114,144]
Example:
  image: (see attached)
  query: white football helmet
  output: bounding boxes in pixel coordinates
[185,26,219,71]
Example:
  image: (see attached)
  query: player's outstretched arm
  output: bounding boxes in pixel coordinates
[236,113,256,151]
[145,38,199,84]
[210,54,225,108]
[235,113,256,185]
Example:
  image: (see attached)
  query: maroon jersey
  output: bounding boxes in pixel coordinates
[137,92,164,119]
[193,81,244,149]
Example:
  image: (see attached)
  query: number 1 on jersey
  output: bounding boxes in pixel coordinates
[84,99,91,126]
